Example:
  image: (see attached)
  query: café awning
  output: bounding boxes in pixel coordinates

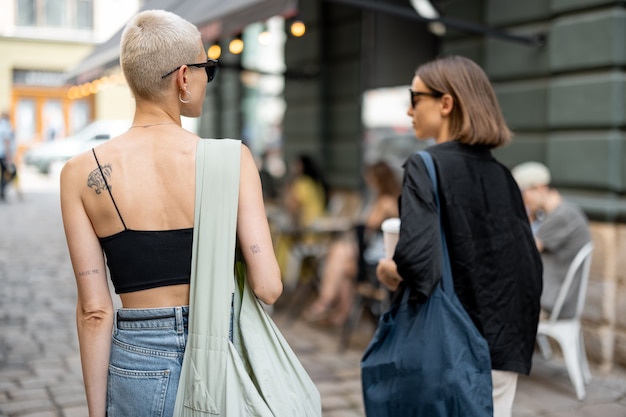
[65,0,296,84]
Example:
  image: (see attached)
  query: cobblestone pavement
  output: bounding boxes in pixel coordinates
[1,167,626,417]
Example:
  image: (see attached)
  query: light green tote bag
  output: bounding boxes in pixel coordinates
[173,139,321,417]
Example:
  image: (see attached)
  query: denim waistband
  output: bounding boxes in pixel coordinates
[116,306,189,330]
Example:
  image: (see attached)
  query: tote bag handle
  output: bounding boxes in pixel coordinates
[417,150,455,296]
[187,138,241,335]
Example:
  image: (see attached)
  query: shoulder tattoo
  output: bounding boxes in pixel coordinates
[250,244,261,254]
[88,164,112,195]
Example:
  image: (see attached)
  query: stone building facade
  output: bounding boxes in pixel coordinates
[61,0,626,370]
[283,0,626,370]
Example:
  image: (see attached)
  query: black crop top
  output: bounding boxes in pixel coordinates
[93,149,193,294]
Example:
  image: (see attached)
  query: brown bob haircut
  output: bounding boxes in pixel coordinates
[415,55,512,148]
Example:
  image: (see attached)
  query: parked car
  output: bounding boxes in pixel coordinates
[24,120,130,174]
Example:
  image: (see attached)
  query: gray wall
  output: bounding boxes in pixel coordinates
[281,0,626,371]
[197,42,243,141]
[205,0,626,221]
[441,0,626,221]
[283,0,437,189]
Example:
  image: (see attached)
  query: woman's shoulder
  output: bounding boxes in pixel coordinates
[375,194,397,208]
[373,194,399,219]
[62,147,96,177]
[404,143,458,166]
[427,141,492,159]
[60,148,101,199]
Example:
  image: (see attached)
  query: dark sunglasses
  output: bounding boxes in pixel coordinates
[161,59,219,83]
[409,89,443,108]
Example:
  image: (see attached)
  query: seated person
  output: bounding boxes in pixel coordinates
[512,161,592,319]
[275,154,329,286]
[304,161,401,325]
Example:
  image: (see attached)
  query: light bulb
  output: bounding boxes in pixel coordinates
[208,44,221,60]
[290,20,306,37]
[229,37,244,55]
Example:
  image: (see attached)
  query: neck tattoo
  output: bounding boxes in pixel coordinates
[129,121,177,129]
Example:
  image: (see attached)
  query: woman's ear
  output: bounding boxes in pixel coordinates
[176,65,189,90]
[440,94,454,117]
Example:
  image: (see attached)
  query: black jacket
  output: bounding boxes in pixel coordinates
[393,141,542,375]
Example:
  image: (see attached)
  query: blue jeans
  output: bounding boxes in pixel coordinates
[107,306,188,417]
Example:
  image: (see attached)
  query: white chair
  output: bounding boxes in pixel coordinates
[536,241,594,400]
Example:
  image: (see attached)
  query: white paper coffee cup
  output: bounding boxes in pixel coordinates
[381,217,401,259]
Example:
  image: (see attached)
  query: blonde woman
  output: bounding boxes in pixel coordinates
[60,10,282,417]
[376,56,542,417]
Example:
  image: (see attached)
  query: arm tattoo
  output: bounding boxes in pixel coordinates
[250,244,261,254]
[87,164,112,195]
[78,269,100,277]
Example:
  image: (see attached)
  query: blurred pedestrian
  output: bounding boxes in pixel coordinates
[512,161,592,319]
[60,10,282,417]
[304,160,400,326]
[375,55,542,417]
[275,154,329,286]
[284,154,329,228]
[0,111,17,201]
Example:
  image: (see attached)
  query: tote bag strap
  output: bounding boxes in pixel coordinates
[417,150,455,296]
[188,138,241,337]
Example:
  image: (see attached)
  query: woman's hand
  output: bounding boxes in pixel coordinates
[376,258,403,291]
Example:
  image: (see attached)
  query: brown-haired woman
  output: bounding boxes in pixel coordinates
[304,160,401,326]
[376,55,542,417]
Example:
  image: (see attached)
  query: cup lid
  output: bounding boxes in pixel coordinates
[381,217,400,233]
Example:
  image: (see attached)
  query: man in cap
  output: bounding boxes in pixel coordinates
[512,161,592,319]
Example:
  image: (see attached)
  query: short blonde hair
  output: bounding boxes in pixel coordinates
[416,55,512,148]
[120,10,202,100]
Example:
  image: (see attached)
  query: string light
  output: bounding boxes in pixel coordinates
[290,19,306,37]
[229,34,244,55]
[208,43,221,60]
[66,72,126,99]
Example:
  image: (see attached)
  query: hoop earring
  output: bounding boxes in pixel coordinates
[179,89,192,104]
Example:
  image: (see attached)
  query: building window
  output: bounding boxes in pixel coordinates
[16,0,93,29]
[46,0,66,27]
[16,0,36,25]
[76,0,93,29]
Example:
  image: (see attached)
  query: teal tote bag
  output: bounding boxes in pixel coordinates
[361,150,493,417]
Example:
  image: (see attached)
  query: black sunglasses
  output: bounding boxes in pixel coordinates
[409,89,443,108]
[161,59,219,83]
